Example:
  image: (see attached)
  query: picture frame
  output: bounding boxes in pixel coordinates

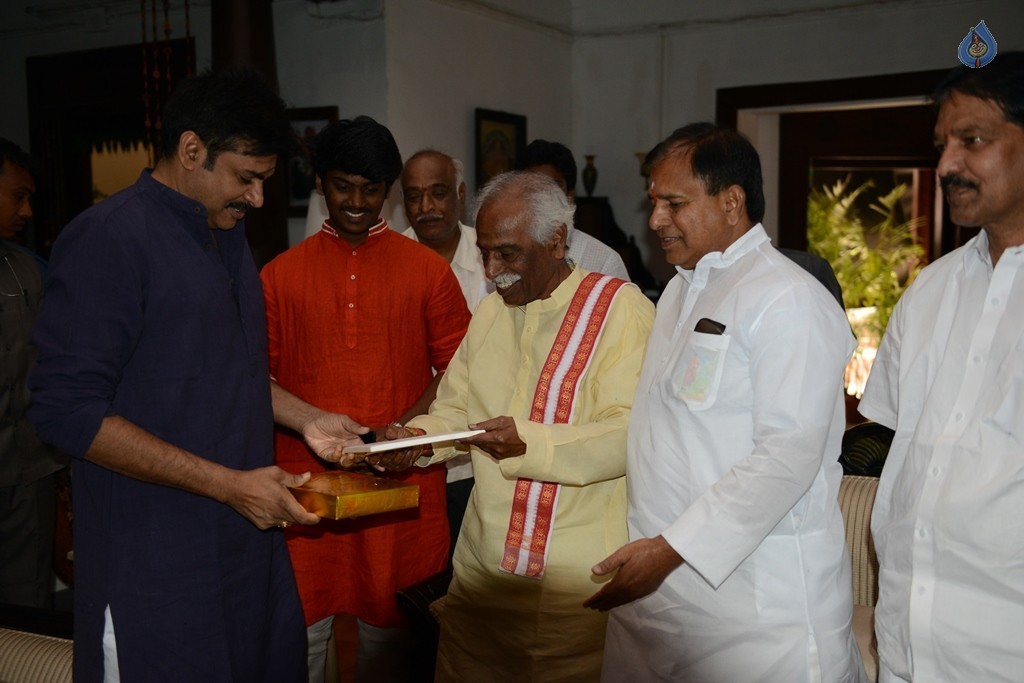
[286,106,338,217]
[474,108,527,190]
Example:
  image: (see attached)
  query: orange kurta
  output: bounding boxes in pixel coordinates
[261,220,471,627]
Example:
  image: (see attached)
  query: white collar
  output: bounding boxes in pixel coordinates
[677,223,769,287]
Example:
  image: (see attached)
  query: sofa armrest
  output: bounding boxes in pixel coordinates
[0,627,73,683]
[838,475,880,607]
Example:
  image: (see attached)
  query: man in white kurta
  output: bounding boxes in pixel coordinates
[858,54,1024,683]
[400,151,493,313]
[588,123,864,682]
[404,220,489,310]
[521,139,631,281]
[400,150,495,556]
[354,171,654,682]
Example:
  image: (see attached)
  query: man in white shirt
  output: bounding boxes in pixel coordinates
[858,52,1024,683]
[586,122,864,682]
[520,139,630,281]
[401,150,492,311]
[400,149,493,558]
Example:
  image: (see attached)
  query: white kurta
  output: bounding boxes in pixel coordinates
[859,232,1024,683]
[604,225,864,682]
[402,223,493,313]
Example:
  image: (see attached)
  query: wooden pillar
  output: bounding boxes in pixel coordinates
[211,0,289,267]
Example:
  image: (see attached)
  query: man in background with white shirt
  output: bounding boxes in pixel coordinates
[401,150,492,311]
[400,149,493,558]
[858,51,1024,683]
[520,139,630,281]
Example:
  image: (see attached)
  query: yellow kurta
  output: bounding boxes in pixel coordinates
[410,267,655,682]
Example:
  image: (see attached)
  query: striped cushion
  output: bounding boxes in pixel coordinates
[838,475,880,607]
[0,628,73,683]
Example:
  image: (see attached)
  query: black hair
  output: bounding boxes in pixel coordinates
[932,51,1024,129]
[311,116,402,186]
[645,122,765,224]
[0,137,32,176]
[159,68,292,166]
[519,139,577,191]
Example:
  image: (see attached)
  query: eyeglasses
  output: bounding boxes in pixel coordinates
[0,254,29,306]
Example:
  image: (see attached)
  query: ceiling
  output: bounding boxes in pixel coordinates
[2,0,954,39]
[473,0,947,37]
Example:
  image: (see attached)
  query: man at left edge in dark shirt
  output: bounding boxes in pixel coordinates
[0,137,69,610]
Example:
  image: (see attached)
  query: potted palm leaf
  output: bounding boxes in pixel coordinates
[807,177,925,397]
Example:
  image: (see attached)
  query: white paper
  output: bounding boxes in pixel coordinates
[341,429,485,454]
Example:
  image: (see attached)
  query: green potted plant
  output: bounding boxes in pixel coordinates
[807,177,925,397]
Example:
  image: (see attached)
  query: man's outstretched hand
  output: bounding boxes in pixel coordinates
[461,416,526,460]
[302,411,368,464]
[583,536,684,612]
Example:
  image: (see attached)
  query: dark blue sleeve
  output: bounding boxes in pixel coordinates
[28,207,145,458]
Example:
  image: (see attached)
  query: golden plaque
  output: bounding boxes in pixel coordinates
[289,471,420,520]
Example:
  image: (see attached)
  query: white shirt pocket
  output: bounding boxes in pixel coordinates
[670,331,731,410]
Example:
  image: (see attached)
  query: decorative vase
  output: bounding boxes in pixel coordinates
[582,155,598,197]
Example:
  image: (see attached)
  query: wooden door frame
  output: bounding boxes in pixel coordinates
[716,69,949,251]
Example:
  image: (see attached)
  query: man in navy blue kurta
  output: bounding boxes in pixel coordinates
[28,70,366,682]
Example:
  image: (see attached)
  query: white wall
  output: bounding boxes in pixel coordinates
[574,1,1024,283]
[274,0,387,120]
[384,0,573,226]
[284,0,573,238]
[273,0,388,243]
[572,34,665,277]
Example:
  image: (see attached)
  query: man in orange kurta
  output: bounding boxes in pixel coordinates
[260,116,470,682]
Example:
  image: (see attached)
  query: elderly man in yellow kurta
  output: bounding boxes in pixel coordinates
[343,171,654,681]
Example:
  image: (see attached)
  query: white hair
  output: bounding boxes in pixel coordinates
[472,171,574,243]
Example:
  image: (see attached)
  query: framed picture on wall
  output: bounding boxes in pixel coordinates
[286,106,338,217]
[474,108,527,190]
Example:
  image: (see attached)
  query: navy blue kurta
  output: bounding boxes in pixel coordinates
[29,171,305,682]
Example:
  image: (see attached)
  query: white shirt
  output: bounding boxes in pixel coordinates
[403,223,493,483]
[859,231,1024,683]
[567,229,630,281]
[402,223,493,313]
[604,225,864,682]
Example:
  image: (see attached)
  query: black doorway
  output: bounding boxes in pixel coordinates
[26,39,195,256]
